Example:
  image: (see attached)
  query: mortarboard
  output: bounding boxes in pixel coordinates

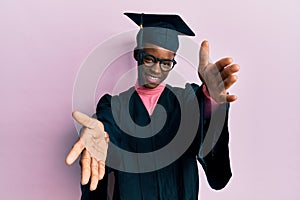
[124,12,195,52]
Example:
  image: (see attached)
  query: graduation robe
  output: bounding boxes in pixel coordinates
[81,83,232,200]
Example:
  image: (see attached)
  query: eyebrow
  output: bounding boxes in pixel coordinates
[143,52,175,61]
[142,49,176,60]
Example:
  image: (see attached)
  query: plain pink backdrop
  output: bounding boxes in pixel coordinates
[1,0,299,199]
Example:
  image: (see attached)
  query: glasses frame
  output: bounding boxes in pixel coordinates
[140,51,177,72]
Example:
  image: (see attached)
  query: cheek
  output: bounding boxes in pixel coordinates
[138,66,148,81]
[161,72,169,81]
[141,65,153,75]
[140,66,147,75]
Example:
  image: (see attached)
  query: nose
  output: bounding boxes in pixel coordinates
[150,62,161,74]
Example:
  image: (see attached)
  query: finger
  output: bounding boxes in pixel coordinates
[80,150,91,185]
[226,94,238,103]
[98,161,106,180]
[90,157,99,191]
[104,132,110,143]
[220,64,240,80]
[215,57,233,71]
[199,40,210,69]
[217,76,238,103]
[221,74,238,90]
[72,111,98,129]
[65,140,85,165]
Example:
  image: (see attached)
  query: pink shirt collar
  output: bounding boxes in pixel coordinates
[135,82,166,115]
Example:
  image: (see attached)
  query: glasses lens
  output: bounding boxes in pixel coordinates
[160,60,174,71]
[143,55,156,67]
[141,52,175,72]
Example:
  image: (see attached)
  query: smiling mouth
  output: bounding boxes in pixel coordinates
[145,74,161,83]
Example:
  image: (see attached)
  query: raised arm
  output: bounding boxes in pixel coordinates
[196,40,239,189]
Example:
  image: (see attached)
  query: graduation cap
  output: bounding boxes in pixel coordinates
[124,12,195,52]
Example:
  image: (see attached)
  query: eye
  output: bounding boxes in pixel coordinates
[161,61,172,67]
[143,56,155,65]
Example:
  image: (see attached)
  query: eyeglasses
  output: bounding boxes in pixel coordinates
[141,51,177,72]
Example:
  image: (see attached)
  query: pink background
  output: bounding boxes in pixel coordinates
[1,0,299,199]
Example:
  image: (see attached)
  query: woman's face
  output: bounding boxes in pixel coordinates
[139,43,175,89]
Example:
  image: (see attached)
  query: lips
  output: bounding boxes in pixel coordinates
[145,73,161,84]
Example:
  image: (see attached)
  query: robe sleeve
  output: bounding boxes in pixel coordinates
[80,171,109,200]
[192,83,232,190]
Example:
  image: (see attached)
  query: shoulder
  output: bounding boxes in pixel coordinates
[165,83,203,99]
[96,87,135,110]
[166,83,201,92]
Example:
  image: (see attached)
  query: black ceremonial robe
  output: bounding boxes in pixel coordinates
[81,83,232,200]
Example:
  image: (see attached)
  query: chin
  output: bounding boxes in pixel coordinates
[143,83,159,89]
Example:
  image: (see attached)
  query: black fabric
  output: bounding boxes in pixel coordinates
[124,13,195,36]
[124,12,195,52]
[136,27,180,53]
[81,83,232,200]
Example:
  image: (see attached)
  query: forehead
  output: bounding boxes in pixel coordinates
[143,43,175,58]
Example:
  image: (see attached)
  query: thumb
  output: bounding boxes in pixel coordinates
[199,40,210,69]
[72,111,98,129]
